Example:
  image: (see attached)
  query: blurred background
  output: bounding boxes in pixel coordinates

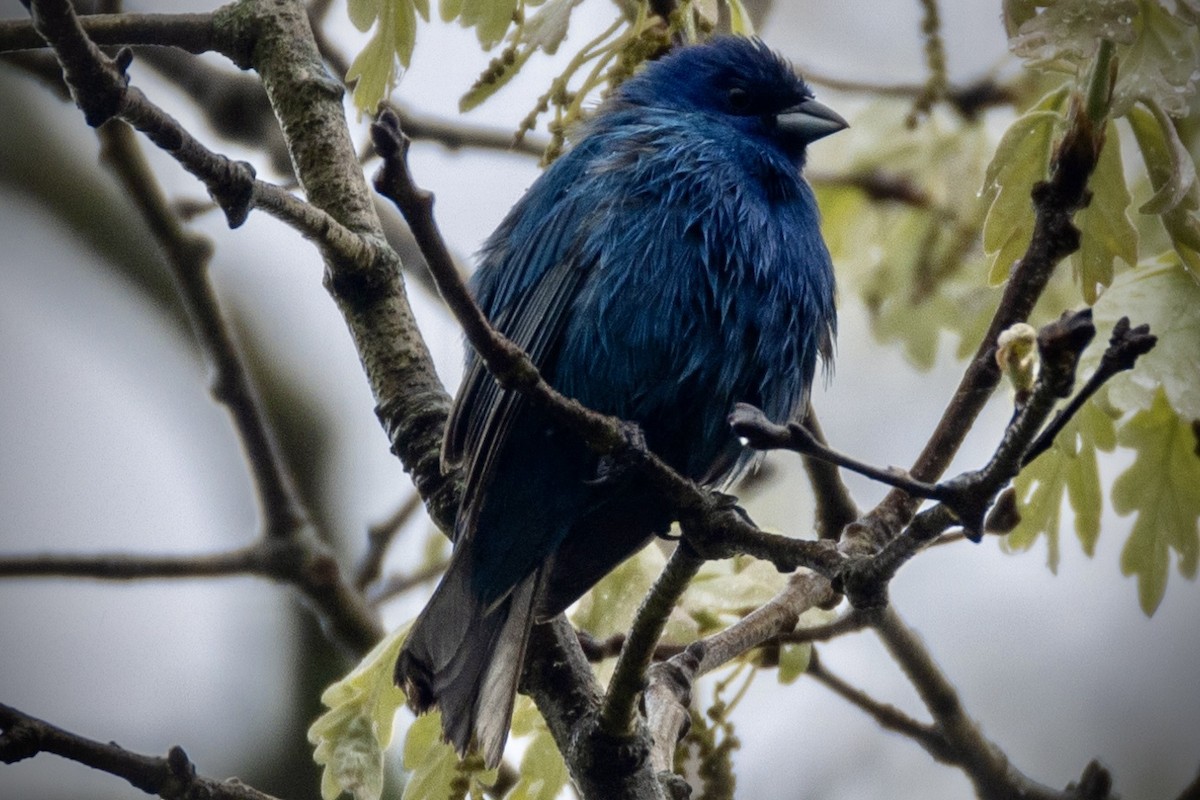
[1,0,1198,798]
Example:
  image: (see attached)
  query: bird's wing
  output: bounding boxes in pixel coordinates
[442,143,602,544]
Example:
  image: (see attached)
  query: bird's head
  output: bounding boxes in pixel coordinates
[615,37,847,163]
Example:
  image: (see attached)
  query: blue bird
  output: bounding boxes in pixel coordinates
[395,36,845,767]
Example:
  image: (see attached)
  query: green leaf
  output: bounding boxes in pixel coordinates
[1126,102,1200,279]
[459,46,535,113]
[1002,0,1041,38]
[346,20,400,113]
[519,0,582,55]
[1090,255,1200,419]
[572,544,665,640]
[1111,0,1200,118]
[308,625,411,800]
[1113,389,1200,615]
[1127,102,1199,216]
[464,0,518,48]
[394,0,418,68]
[681,558,786,634]
[776,642,812,685]
[726,0,756,35]
[1009,0,1136,65]
[508,727,569,800]
[440,0,464,22]
[349,0,381,31]
[982,109,1061,284]
[401,714,460,800]
[401,714,498,800]
[345,0,426,110]
[1072,121,1138,303]
[1007,401,1117,566]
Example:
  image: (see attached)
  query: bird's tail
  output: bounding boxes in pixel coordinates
[394,553,538,768]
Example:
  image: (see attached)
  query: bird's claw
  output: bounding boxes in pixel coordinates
[585,420,650,487]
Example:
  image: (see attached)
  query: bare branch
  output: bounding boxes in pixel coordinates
[873,608,1112,800]
[1022,316,1156,465]
[774,607,870,644]
[731,403,945,500]
[644,572,838,773]
[808,167,936,208]
[797,410,859,540]
[857,80,1115,550]
[601,544,705,738]
[98,121,306,537]
[797,68,1016,122]
[0,548,267,581]
[805,649,954,763]
[355,493,424,590]
[365,558,447,606]
[0,703,282,800]
[0,12,220,56]
[909,0,949,125]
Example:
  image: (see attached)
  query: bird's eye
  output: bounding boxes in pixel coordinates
[727,87,751,112]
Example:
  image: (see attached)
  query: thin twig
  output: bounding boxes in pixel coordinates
[355,493,424,590]
[0,548,268,580]
[857,62,1114,551]
[908,0,949,126]
[98,120,306,538]
[797,410,859,540]
[805,649,954,763]
[1022,316,1156,465]
[731,403,944,500]
[808,168,935,208]
[600,543,705,737]
[797,67,1016,122]
[836,310,1111,607]
[0,703,282,800]
[0,12,220,55]
[365,558,448,606]
[643,571,838,773]
[774,608,869,644]
[872,608,1095,800]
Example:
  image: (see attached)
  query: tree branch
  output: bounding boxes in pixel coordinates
[98,120,305,538]
[601,543,705,737]
[796,67,1016,122]
[836,310,1109,607]
[856,68,1114,550]
[365,558,447,606]
[1022,316,1156,465]
[0,548,269,580]
[0,703,283,800]
[643,571,838,774]
[0,12,221,56]
[805,648,955,763]
[797,410,859,540]
[354,492,424,590]
[873,608,1112,800]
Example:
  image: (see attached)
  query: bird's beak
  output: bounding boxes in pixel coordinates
[776,98,848,145]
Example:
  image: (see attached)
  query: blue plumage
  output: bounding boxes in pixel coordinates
[396,36,844,767]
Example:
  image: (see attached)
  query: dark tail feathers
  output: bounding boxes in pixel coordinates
[394,556,538,768]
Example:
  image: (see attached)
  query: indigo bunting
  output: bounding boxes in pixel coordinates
[396,36,844,766]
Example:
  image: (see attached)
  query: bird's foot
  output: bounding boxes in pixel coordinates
[711,491,756,526]
[585,420,649,487]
